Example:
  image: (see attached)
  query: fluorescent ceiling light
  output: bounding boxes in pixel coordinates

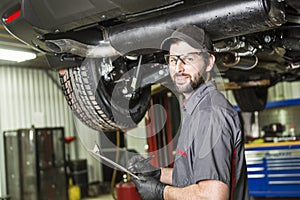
[0,48,36,62]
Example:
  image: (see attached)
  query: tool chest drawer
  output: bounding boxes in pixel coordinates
[245,142,300,197]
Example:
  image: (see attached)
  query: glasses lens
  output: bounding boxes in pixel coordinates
[164,55,170,64]
[165,55,178,65]
[165,52,207,66]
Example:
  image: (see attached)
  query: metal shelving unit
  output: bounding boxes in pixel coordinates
[3,127,67,200]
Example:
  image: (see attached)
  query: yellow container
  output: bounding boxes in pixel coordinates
[68,178,81,200]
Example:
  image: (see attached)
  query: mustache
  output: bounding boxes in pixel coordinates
[174,73,191,79]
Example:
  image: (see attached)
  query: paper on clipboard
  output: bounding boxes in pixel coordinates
[89,143,143,181]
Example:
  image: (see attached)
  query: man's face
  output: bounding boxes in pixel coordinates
[168,41,210,96]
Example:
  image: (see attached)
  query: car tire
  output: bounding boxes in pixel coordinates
[233,87,268,112]
[59,58,151,131]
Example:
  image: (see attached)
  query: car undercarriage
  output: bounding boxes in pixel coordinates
[0,0,299,130]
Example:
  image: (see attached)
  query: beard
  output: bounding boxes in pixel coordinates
[173,71,206,94]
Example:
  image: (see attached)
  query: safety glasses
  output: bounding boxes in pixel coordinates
[164,52,209,66]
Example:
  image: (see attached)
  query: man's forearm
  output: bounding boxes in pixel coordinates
[164,184,201,200]
[160,167,173,185]
[163,180,229,200]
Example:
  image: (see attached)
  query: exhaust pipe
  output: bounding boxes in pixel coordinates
[45,39,121,57]
[218,52,259,70]
[45,0,286,57]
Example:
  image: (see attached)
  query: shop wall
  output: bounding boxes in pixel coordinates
[254,81,300,136]
[0,66,75,197]
[221,80,300,138]
[259,105,300,136]
[268,81,300,101]
[221,80,300,106]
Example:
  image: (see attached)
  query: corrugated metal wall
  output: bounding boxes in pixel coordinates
[259,105,300,136]
[0,65,75,197]
[268,81,300,101]
[0,66,74,132]
[221,80,300,139]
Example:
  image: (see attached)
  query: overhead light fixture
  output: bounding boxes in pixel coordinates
[0,48,37,62]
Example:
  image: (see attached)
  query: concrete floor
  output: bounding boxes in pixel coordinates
[83,195,300,200]
[252,198,300,200]
[83,194,114,200]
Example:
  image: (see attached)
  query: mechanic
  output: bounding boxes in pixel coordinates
[128,25,249,200]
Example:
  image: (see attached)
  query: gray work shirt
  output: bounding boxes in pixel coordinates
[172,81,249,200]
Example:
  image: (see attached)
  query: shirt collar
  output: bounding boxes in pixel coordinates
[182,80,216,115]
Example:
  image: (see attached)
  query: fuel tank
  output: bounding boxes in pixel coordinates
[116,181,141,200]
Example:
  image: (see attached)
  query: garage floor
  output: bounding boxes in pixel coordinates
[251,197,300,200]
[253,198,300,200]
[83,194,114,200]
[82,195,300,200]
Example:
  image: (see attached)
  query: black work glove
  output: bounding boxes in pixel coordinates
[132,176,166,200]
[128,155,161,180]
